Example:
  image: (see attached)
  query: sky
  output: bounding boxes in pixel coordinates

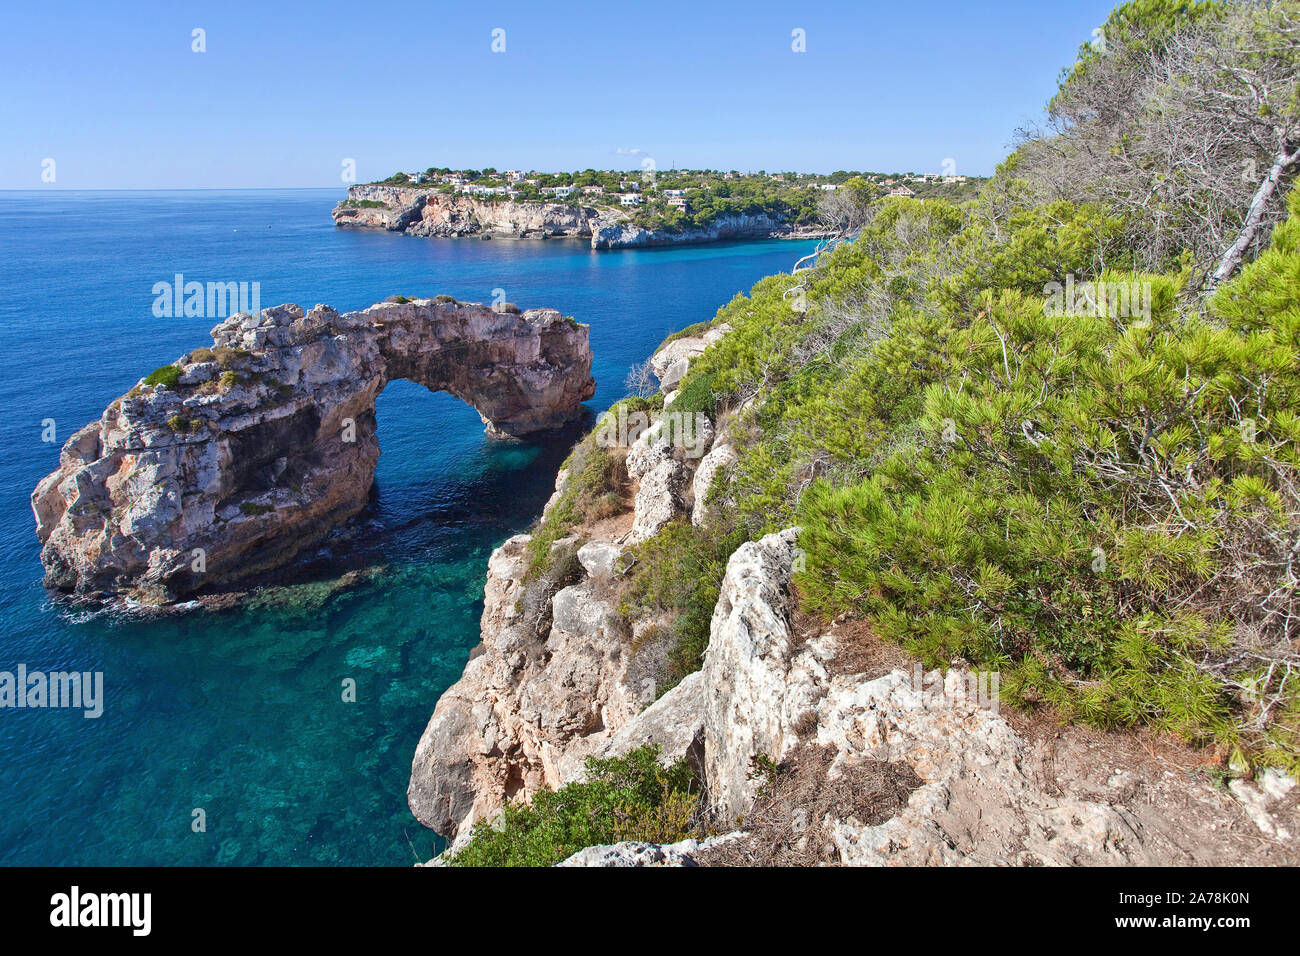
[0,0,1117,189]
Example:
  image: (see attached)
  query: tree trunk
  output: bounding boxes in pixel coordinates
[1210,143,1300,286]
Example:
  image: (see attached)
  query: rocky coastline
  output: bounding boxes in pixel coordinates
[332,185,827,250]
[410,323,1300,867]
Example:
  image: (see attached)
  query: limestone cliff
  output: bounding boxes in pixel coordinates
[408,324,731,841]
[411,323,1300,867]
[590,213,805,250]
[31,298,594,604]
[333,185,823,249]
[334,185,602,240]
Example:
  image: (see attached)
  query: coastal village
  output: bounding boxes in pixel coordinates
[358,166,980,229]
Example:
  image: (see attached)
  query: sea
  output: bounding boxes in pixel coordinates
[0,188,815,865]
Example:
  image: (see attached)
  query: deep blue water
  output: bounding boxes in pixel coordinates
[0,188,814,865]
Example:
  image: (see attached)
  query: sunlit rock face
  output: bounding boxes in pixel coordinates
[31,298,594,604]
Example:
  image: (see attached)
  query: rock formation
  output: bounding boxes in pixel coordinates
[333,185,821,250]
[31,298,594,604]
[555,834,739,867]
[589,213,795,250]
[408,325,733,841]
[405,516,698,841]
[334,185,600,240]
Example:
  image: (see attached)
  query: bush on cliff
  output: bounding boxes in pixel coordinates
[796,194,1300,770]
[620,518,746,690]
[510,0,1298,774]
[523,434,625,581]
[660,166,1300,770]
[447,746,698,867]
[643,0,1300,768]
[668,368,726,420]
[143,364,181,388]
[212,346,250,370]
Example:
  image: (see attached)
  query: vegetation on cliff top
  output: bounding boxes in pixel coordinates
[366,166,982,234]
[646,0,1300,772]
[142,364,181,388]
[445,0,1298,867]
[445,746,697,867]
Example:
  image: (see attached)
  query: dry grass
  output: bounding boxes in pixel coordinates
[699,744,923,866]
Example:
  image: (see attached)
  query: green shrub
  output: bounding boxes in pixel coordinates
[239,502,273,517]
[669,369,724,420]
[619,394,658,416]
[219,370,242,389]
[621,518,746,689]
[523,439,623,580]
[188,347,215,363]
[143,365,181,388]
[647,149,1300,771]
[447,746,698,867]
[784,198,1300,771]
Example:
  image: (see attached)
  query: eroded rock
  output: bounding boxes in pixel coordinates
[691,441,736,526]
[32,299,593,603]
[556,833,739,867]
[408,535,645,840]
[631,459,685,542]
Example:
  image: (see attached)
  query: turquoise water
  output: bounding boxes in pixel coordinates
[0,189,814,865]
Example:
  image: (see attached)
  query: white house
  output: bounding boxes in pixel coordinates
[619,193,641,206]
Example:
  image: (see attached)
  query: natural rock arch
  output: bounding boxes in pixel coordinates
[32,298,594,604]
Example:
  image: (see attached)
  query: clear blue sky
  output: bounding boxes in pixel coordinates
[0,0,1117,189]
